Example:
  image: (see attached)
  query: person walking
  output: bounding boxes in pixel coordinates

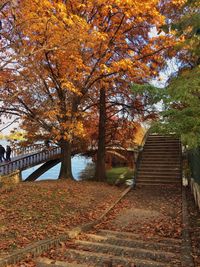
[6,145,12,162]
[0,145,6,163]
[44,139,50,148]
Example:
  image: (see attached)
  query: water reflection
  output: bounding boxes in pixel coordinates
[79,162,95,181]
[22,155,95,181]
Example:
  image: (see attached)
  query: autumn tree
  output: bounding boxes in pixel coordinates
[0,0,184,180]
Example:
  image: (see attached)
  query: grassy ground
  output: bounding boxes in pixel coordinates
[0,180,124,253]
[106,167,134,185]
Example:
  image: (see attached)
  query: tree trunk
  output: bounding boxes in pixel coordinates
[95,87,106,181]
[58,139,74,179]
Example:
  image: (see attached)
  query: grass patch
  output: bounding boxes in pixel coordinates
[106,167,134,185]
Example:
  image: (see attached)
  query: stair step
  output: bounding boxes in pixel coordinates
[138,172,181,176]
[139,164,180,168]
[138,164,181,171]
[147,137,180,140]
[138,169,181,173]
[137,178,181,182]
[98,230,182,245]
[143,150,180,154]
[143,149,180,152]
[137,175,181,179]
[142,154,180,157]
[140,161,181,166]
[85,233,181,253]
[148,134,178,137]
[36,257,88,267]
[59,247,177,267]
[146,140,180,143]
[146,140,180,144]
[137,179,181,184]
[145,144,180,147]
[74,239,179,263]
[141,160,181,164]
[137,182,181,186]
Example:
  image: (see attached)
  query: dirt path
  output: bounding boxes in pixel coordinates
[94,184,182,239]
[2,183,200,266]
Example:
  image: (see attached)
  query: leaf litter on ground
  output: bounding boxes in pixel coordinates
[0,180,124,252]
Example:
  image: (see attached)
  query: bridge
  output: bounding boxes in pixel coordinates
[0,143,135,182]
[0,145,62,181]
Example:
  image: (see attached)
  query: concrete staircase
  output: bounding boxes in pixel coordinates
[136,134,182,186]
[36,230,182,267]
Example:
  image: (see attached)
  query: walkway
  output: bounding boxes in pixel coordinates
[0,146,61,175]
[32,185,194,267]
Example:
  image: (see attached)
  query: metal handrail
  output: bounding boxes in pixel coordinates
[133,128,151,185]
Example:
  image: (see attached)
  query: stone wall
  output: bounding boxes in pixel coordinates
[0,170,22,190]
[190,178,200,210]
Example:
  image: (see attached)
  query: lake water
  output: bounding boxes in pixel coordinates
[0,139,95,181]
[22,155,95,181]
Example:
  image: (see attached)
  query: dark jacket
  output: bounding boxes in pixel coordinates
[0,146,5,155]
[6,146,11,155]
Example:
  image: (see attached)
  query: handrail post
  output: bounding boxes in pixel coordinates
[133,128,151,186]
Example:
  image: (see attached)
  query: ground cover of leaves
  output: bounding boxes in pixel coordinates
[24,185,183,267]
[186,187,200,267]
[94,184,183,239]
[0,180,124,252]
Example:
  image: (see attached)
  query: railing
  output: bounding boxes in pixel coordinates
[0,146,61,175]
[133,128,151,184]
[11,144,45,158]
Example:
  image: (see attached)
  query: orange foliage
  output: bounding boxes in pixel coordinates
[0,0,185,145]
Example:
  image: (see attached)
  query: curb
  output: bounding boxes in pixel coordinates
[181,186,194,267]
[0,186,132,267]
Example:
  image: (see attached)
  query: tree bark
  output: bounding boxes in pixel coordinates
[95,87,106,181]
[58,139,74,179]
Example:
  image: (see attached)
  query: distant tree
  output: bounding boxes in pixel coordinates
[153,0,200,147]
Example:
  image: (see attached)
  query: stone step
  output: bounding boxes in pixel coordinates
[147,135,180,141]
[145,140,180,146]
[73,240,180,265]
[59,247,178,267]
[144,145,180,149]
[136,179,181,185]
[143,152,181,156]
[145,141,180,145]
[137,173,181,177]
[84,233,181,254]
[138,173,181,178]
[141,154,180,158]
[145,143,180,147]
[97,230,182,246]
[139,163,180,168]
[143,150,180,154]
[36,257,88,267]
[148,134,178,137]
[140,164,181,168]
[140,160,181,165]
[138,167,181,172]
[147,136,179,140]
[138,168,181,172]
[141,159,181,163]
[137,182,181,186]
[137,177,181,181]
[136,177,181,183]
